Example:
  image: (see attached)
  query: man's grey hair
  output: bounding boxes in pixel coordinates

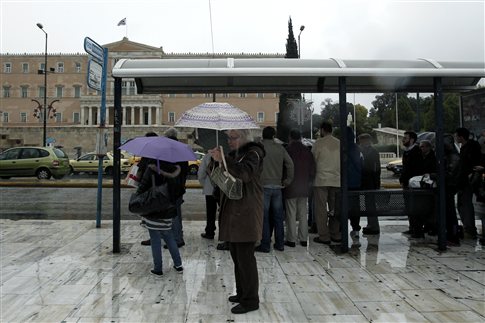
[164,127,178,139]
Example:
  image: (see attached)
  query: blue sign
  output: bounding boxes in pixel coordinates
[84,37,104,63]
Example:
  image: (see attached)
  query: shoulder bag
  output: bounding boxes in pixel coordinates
[209,146,243,200]
[128,175,176,218]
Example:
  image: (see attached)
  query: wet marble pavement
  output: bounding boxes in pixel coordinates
[1,219,484,322]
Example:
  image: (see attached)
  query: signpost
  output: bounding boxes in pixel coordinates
[84,37,108,230]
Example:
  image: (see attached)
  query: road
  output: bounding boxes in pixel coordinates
[0,171,401,221]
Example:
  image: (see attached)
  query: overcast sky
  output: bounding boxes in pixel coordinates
[1,0,484,109]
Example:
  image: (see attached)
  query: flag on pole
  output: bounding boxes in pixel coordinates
[117,18,127,26]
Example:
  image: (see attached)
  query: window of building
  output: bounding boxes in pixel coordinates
[3,86,10,98]
[20,112,27,123]
[275,112,279,122]
[75,62,81,73]
[4,63,12,73]
[257,112,265,122]
[239,93,247,98]
[73,112,80,124]
[37,111,43,122]
[74,86,81,98]
[56,86,63,98]
[122,81,136,95]
[38,86,45,98]
[21,86,28,98]
[168,112,175,123]
[22,63,29,73]
[55,113,62,123]
[2,112,9,122]
[257,93,264,99]
[57,62,64,73]
[39,63,45,72]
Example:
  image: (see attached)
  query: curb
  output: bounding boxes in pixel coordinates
[0,180,203,189]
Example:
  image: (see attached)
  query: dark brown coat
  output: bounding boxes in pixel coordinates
[217,142,265,243]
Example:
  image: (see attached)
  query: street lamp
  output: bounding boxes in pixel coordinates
[36,22,48,146]
[298,25,305,58]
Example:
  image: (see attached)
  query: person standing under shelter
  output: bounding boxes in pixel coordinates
[198,153,218,240]
[209,129,265,314]
[399,131,422,236]
[312,121,341,245]
[358,133,382,235]
[455,127,481,239]
[256,126,294,252]
[346,127,363,239]
[284,129,315,247]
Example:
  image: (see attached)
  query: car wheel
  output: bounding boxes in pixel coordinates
[189,164,199,175]
[36,168,52,180]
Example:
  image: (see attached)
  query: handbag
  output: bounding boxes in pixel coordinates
[125,164,140,188]
[209,146,243,200]
[128,175,176,218]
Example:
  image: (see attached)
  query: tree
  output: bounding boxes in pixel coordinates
[422,93,461,133]
[276,17,301,141]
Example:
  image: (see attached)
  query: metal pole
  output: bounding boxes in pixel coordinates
[113,77,122,253]
[396,93,399,158]
[37,23,48,146]
[298,25,305,58]
[339,77,349,253]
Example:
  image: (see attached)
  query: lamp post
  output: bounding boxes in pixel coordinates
[298,25,305,58]
[36,23,48,146]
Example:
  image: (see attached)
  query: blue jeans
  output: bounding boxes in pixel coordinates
[261,188,285,250]
[148,228,182,272]
[171,197,184,244]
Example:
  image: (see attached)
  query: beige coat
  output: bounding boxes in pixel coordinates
[312,135,340,187]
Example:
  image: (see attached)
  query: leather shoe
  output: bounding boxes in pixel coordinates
[284,241,296,247]
[300,241,307,247]
[273,244,284,251]
[254,245,270,253]
[216,242,230,250]
[201,233,214,240]
[313,237,331,245]
[141,239,151,246]
[362,227,380,235]
[308,226,318,234]
[228,295,240,303]
[231,304,259,314]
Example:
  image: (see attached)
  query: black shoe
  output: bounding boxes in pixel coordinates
[284,241,296,248]
[173,265,184,273]
[231,304,259,314]
[228,295,240,303]
[141,239,151,246]
[273,244,284,251]
[300,241,307,247]
[254,245,270,253]
[164,241,185,249]
[201,233,215,240]
[150,270,163,276]
[331,238,342,244]
[313,237,331,245]
[479,238,485,246]
[362,228,380,235]
[216,242,230,250]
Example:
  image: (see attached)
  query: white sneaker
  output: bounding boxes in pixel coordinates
[350,230,359,238]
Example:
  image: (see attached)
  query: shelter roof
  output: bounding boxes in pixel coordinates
[111,58,485,94]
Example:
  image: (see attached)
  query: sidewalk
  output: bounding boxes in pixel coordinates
[1,219,484,322]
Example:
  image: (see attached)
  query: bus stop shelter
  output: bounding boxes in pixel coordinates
[111,58,485,253]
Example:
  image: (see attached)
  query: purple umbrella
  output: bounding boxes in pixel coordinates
[119,136,197,163]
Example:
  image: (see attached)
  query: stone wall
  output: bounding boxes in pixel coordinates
[0,126,198,158]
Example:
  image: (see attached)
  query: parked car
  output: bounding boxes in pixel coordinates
[386,158,403,175]
[188,152,205,175]
[69,152,131,175]
[0,146,70,179]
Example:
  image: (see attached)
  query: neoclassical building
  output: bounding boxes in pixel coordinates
[0,38,282,152]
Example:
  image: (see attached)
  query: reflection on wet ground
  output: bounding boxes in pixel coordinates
[1,219,484,322]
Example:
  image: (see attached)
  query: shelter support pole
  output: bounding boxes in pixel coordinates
[338,77,349,253]
[434,77,447,251]
[113,77,122,253]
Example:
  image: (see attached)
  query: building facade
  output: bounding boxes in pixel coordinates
[0,38,282,154]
